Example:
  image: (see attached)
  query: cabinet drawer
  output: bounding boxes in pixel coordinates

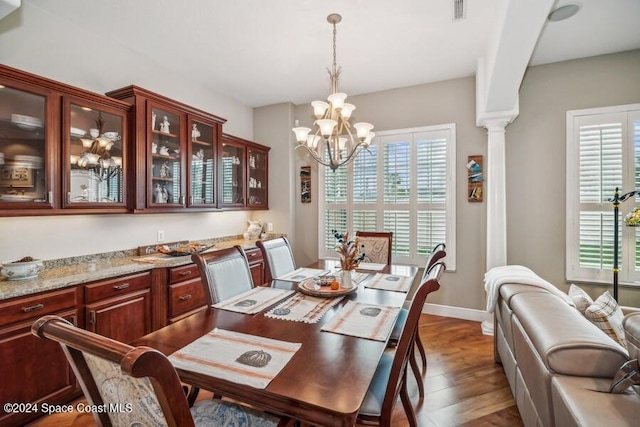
[245,247,263,264]
[169,264,200,284]
[169,278,206,318]
[0,288,77,326]
[84,272,151,304]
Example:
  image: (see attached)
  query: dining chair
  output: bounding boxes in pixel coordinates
[357,261,446,427]
[355,231,393,265]
[256,236,296,283]
[191,245,255,306]
[388,243,446,399]
[31,315,292,427]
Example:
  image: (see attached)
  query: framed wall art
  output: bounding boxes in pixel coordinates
[466,155,483,202]
[300,166,311,203]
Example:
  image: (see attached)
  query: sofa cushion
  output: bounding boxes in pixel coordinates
[552,376,640,427]
[624,312,640,360]
[568,284,593,314]
[584,291,627,347]
[510,292,628,377]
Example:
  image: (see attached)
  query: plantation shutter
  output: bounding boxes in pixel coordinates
[352,146,378,232]
[567,105,640,285]
[383,138,411,255]
[577,117,622,271]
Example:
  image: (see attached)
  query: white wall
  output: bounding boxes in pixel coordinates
[0,2,255,261]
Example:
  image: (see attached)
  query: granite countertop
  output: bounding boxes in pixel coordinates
[0,236,265,301]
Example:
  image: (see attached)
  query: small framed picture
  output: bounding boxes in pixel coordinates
[1,163,34,188]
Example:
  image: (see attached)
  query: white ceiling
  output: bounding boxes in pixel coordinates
[23,0,640,108]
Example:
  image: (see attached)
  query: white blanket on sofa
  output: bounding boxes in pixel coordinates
[484,265,575,313]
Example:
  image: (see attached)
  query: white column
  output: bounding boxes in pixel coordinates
[485,120,509,269]
[481,119,509,335]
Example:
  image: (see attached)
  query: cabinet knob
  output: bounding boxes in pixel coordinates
[113,283,130,290]
[179,270,192,277]
[89,310,96,324]
[179,294,192,301]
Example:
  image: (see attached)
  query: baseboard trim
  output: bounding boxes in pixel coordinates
[421,303,486,323]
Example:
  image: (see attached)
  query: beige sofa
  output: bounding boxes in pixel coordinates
[494,284,640,427]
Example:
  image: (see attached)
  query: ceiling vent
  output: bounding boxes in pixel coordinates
[453,0,466,21]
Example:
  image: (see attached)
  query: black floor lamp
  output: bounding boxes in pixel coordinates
[609,187,640,301]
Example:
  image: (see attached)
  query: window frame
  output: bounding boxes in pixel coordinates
[566,103,640,285]
[318,124,456,270]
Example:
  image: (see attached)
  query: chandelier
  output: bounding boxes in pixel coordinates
[292,13,374,171]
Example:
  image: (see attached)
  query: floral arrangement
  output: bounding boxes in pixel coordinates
[625,207,640,226]
[332,230,365,271]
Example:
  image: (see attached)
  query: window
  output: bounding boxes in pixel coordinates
[566,104,640,284]
[319,124,456,269]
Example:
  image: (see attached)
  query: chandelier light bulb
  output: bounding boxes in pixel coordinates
[311,101,329,118]
[340,103,356,119]
[316,119,337,137]
[292,127,312,143]
[364,132,375,146]
[327,93,347,110]
[307,135,321,149]
[338,136,348,150]
[112,156,123,167]
[354,122,374,140]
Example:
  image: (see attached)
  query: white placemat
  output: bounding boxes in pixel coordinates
[321,301,400,342]
[169,329,301,389]
[212,287,294,314]
[357,262,387,271]
[275,267,329,282]
[265,293,344,323]
[364,272,415,293]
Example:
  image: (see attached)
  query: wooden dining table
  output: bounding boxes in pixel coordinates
[132,260,418,427]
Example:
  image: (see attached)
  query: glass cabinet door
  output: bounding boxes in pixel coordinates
[248,147,268,208]
[221,141,245,206]
[65,101,125,206]
[188,118,216,207]
[149,105,183,206]
[0,84,51,207]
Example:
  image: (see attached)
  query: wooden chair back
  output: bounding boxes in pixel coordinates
[191,245,254,305]
[355,231,393,265]
[361,261,446,426]
[256,237,296,283]
[32,315,195,427]
[420,242,446,284]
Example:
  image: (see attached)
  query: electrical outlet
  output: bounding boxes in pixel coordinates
[157,230,165,242]
[268,223,273,232]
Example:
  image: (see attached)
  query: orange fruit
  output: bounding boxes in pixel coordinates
[330,280,340,290]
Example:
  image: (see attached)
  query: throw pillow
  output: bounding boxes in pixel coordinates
[584,291,627,347]
[568,284,594,314]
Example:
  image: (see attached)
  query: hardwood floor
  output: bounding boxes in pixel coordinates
[27,314,522,427]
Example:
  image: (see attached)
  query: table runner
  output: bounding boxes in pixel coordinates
[265,293,344,323]
[364,272,415,293]
[321,301,400,342]
[212,287,294,314]
[276,267,329,282]
[169,328,301,389]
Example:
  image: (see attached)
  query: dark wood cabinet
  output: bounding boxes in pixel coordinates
[168,264,207,323]
[106,85,225,212]
[84,272,152,344]
[245,247,266,286]
[220,134,270,209]
[0,64,131,216]
[0,288,79,427]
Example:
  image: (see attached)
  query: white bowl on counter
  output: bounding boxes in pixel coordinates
[1,259,45,281]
